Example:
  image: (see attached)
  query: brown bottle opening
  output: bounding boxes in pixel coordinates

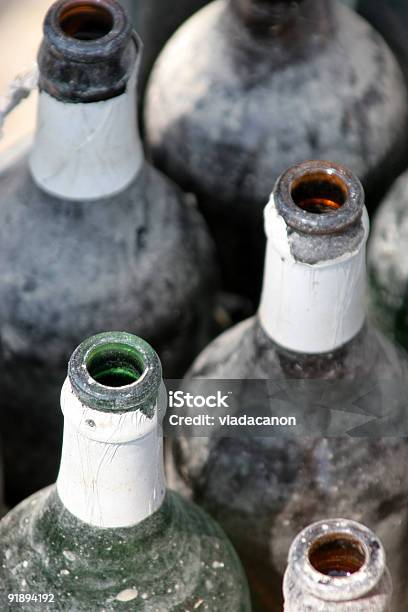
[291,171,348,214]
[309,533,367,578]
[59,2,114,41]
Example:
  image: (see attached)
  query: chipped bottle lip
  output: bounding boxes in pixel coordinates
[273,160,365,236]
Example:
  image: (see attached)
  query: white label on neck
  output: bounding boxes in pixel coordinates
[258,197,368,354]
[56,380,166,529]
[29,66,142,201]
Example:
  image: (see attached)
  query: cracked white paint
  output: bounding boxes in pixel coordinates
[259,194,369,354]
[29,62,142,200]
[56,379,166,528]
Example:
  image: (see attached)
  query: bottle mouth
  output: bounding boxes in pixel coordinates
[59,2,114,41]
[274,161,364,235]
[86,342,146,388]
[308,533,367,578]
[289,519,386,602]
[44,0,131,61]
[68,332,162,413]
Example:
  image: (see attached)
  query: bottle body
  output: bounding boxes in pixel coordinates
[145,0,408,305]
[169,319,408,612]
[0,331,250,611]
[0,0,217,506]
[0,487,250,612]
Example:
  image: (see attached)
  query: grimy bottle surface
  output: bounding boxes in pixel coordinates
[168,161,408,612]
[368,169,408,352]
[0,0,216,505]
[283,519,392,611]
[0,332,251,612]
[145,0,408,306]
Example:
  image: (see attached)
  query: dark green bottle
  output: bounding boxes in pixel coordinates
[0,332,250,611]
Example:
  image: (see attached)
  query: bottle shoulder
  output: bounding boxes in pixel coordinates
[0,155,216,349]
[189,316,408,380]
[0,486,250,611]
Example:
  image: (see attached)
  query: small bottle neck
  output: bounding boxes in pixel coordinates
[283,519,392,611]
[230,0,328,38]
[29,0,143,201]
[57,332,166,529]
[259,161,368,355]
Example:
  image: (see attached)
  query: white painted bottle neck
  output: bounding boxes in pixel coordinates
[258,196,369,354]
[56,379,166,529]
[29,61,143,201]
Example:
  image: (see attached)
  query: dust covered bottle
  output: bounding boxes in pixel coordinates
[0,332,250,612]
[283,519,392,611]
[168,161,408,611]
[0,0,216,505]
[368,168,408,351]
[145,0,408,305]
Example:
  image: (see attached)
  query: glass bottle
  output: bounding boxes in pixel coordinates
[284,519,392,611]
[369,163,408,351]
[0,331,250,612]
[145,0,408,306]
[0,0,217,505]
[168,160,408,611]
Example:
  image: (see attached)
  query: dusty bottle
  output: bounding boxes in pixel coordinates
[368,136,408,351]
[145,0,408,306]
[0,0,216,505]
[283,519,392,611]
[0,331,251,612]
[168,161,408,612]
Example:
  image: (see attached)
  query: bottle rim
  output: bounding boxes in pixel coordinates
[68,331,162,413]
[274,160,364,236]
[44,0,131,62]
[288,518,387,602]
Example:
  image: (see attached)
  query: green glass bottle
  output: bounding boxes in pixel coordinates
[284,519,392,611]
[0,332,250,612]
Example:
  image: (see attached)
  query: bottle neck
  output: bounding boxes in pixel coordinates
[56,378,166,528]
[258,195,369,355]
[230,0,329,39]
[29,50,143,201]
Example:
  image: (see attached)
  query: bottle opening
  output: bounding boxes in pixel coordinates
[291,171,348,214]
[309,534,367,578]
[59,2,114,41]
[86,342,145,388]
